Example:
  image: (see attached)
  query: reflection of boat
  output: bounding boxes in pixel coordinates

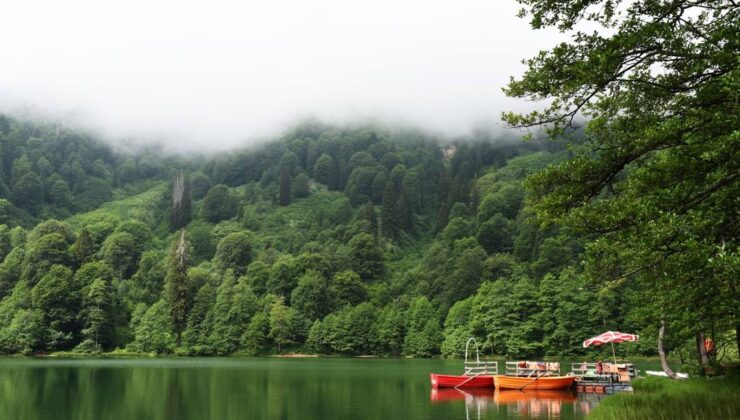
[498,362,576,390]
[430,387,581,419]
[494,390,577,403]
[496,390,576,418]
[430,387,494,402]
[430,338,498,388]
[497,375,576,390]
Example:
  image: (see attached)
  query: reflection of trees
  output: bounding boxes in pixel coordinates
[0,359,502,419]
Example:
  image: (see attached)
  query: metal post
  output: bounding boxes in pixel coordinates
[611,342,617,364]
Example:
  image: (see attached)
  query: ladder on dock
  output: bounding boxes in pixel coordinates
[455,338,498,389]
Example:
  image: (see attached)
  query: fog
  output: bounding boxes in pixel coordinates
[0,0,559,150]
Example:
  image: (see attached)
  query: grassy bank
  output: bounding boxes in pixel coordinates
[589,374,740,420]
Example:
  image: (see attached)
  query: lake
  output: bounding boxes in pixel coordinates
[0,357,654,419]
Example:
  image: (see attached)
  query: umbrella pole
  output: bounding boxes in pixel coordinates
[611,342,617,364]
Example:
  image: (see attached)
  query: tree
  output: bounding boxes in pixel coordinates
[31,265,79,350]
[0,246,24,299]
[129,250,166,305]
[189,172,212,200]
[166,231,191,346]
[506,0,740,361]
[117,158,137,185]
[11,154,32,186]
[208,271,258,354]
[0,199,14,225]
[356,203,378,237]
[278,166,292,206]
[12,171,43,213]
[380,165,407,239]
[242,311,270,355]
[268,296,295,353]
[331,270,367,308]
[267,255,297,299]
[22,233,72,286]
[477,183,524,221]
[292,173,310,198]
[290,270,332,322]
[475,214,513,254]
[313,153,338,189]
[441,297,474,358]
[214,232,253,276]
[48,179,73,210]
[188,223,216,263]
[101,232,138,280]
[345,167,378,206]
[374,303,405,356]
[403,296,442,357]
[201,184,237,223]
[183,281,216,354]
[347,233,385,282]
[73,228,93,265]
[129,300,175,354]
[77,277,114,352]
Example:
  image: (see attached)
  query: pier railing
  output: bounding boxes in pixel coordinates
[571,362,636,382]
[505,361,561,377]
[463,360,498,376]
[462,338,498,376]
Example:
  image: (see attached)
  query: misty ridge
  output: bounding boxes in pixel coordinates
[0,109,535,157]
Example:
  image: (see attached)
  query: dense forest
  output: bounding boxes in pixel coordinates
[0,112,734,366]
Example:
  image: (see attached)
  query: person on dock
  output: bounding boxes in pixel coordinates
[580,361,588,374]
[596,361,603,376]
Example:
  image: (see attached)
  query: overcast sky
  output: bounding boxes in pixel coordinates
[0,0,559,150]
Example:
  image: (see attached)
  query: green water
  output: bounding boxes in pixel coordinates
[0,358,653,419]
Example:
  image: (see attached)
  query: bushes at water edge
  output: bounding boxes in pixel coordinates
[588,373,740,420]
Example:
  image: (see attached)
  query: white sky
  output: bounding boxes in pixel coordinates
[0,0,559,150]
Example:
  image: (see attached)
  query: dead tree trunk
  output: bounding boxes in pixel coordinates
[658,318,677,379]
[696,331,710,368]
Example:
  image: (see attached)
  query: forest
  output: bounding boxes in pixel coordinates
[0,110,734,367]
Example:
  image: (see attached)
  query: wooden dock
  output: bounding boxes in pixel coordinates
[576,382,633,394]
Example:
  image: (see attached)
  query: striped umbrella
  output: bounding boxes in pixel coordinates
[583,331,639,363]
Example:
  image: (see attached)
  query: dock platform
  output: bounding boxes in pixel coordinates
[575,382,633,394]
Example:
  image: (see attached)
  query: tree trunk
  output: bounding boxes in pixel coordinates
[696,331,709,367]
[658,318,676,379]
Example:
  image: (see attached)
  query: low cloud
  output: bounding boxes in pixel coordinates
[0,0,558,150]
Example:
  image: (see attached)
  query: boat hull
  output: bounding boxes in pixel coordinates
[496,375,575,390]
[430,373,496,388]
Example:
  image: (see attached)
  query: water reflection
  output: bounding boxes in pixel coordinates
[431,388,602,419]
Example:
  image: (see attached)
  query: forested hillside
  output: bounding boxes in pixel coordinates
[0,113,725,361]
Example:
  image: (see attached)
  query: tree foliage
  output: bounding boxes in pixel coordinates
[505,0,739,362]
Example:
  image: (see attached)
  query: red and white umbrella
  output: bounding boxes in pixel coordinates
[583,331,639,363]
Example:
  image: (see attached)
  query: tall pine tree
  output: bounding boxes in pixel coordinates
[380,165,407,239]
[166,230,191,345]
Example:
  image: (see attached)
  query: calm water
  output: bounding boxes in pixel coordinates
[0,357,649,420]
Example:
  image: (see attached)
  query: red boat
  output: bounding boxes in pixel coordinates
[430,338,498,389]
[430,373,496,388]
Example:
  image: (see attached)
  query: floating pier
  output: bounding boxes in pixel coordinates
[576,382,633,394]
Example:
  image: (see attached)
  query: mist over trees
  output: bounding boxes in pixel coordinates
[0,111,734,367]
